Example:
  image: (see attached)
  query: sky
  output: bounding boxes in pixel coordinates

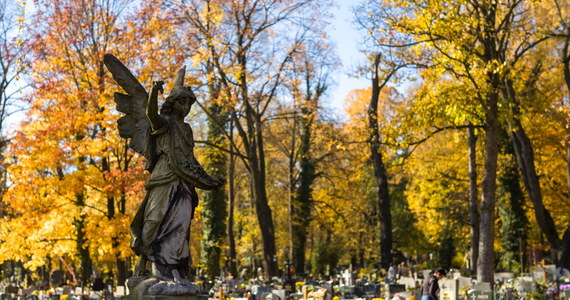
[4,0,369,132]
[326,0,371,114]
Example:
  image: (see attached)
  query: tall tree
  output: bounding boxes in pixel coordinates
[367,54,395,268]
[284,38,336,274]
[201,101,229,280]
[548,0,570,268]
[497,127,528,272]
[190,1,230,279]
[357,0,539,281]
[178,0,331,276]
[467,124,480,275]
[354,2,433,268]
[0,0,187,284]
[0,0,26,202]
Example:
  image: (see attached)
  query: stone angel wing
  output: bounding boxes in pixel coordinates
[103,54,153,163]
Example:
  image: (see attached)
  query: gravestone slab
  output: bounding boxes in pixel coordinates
[514,277,533,293]
[533,272,544,281]
[439,278,458,300]
[468,282,492,300]
[341,285,355,296]
[421,270,432,279]
[457,276,472,292]
[447,269,461,279]
[397,291,413,299]
[494,273,515,282]
[363,284,379,296]
[255,287,271,300]
[400,277,416,289]
[116,286,126,297]
[384,284,406,300]
[342,269,352,285]
[271,289,285,300]
[467,290,492,300]
[471,282,491,291]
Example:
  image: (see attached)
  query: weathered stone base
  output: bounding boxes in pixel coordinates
[121,295,208,300]
[126,276,203,298]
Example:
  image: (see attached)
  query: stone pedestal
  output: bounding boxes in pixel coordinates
[122,295,208,300]
[126,276,203,298]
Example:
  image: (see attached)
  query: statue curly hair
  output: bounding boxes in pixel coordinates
[160,86,197,115]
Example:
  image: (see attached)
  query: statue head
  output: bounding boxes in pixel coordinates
[160,66,196,117]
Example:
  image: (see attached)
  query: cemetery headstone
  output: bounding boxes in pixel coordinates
[421,270,433,279]
[533,271,544,281]
[494,273,515,282]
[340,285,355,298]
[260,292,276,300]
[271,289,286,300]
[468,290,492,300]
[114,286,125,297]
[447,269,461,279]
[457,276,472,292]
[255,286,271,300]
[471,282,491,291]
[514,276,534,294]
[363,283,379,298]
[342,269,352,286]
[385,284,406,300]
[439,278,458,300]
[397,291,413,299]
[400,277,416,289]
[467,282,492,300]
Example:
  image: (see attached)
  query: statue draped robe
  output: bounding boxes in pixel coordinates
[130,115,201,276]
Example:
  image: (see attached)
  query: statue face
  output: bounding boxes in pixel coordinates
[173,96,193,118]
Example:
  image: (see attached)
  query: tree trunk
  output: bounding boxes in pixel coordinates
[292,102,317,274]
[477,4,501,281]
[497,126,528,272]
[75,193,93,286]
[201,90,228,280]
[561,27,570,204]
[117,195,127,285]
[369,55,392,268]
[288,118,297,271]
[477,89,499,283]
[468,124,479,275]
[228,149,238,277]
[101,156,128,285]
[251,161,278,276]
[242,99,278,276]
[235,47,278,277]
[254,123,278,277]
[503,79,569,269]
[561,27,570,270]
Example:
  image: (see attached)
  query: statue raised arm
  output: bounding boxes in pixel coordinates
[103,54,224,296]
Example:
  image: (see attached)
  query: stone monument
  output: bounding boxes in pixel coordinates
[104,54,224,299]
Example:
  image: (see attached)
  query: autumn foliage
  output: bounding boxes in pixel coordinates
[0,0,569,285]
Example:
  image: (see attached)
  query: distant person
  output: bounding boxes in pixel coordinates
[421,268,446,300]
[387,263,397,282]
[398,263,410,278]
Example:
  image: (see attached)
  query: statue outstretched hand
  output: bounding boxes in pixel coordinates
[153,80,164,94]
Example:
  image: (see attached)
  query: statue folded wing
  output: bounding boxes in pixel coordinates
[103,54,155,169]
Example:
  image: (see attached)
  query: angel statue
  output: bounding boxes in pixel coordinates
[103,54,224,296]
